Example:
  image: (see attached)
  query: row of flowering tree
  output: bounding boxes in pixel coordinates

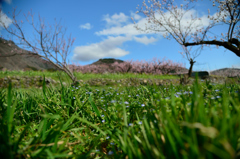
[68,57,186,75]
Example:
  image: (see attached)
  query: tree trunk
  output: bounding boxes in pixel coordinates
[188,58,196,78]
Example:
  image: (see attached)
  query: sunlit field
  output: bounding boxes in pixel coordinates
[0,70,240,158]
[0,69,180,93]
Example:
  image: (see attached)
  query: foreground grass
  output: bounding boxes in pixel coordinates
[0,71,240,158]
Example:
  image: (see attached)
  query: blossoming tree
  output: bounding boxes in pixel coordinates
[132,0,240,77]
[0,7,78,85]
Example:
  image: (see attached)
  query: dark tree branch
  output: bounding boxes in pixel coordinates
[184,39,240,57]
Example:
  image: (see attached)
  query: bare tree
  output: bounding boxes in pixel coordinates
[132,0,240,77]
[0,7,78,85]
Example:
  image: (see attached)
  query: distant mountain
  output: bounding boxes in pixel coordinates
[89,58,125,66]
[210,68,240,77]
[89,58,124,70]
[67,58,126,72]
[0,37,62,72]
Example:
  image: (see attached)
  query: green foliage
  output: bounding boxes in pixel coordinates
[0,70,239,158]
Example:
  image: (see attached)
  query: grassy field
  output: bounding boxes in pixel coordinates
[0,70,240,158]
[0,70,179,93]
[0,69,179,82]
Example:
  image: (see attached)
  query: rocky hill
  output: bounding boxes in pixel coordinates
[89,58,125,66]
[0,37,62,72]
[210,68,240,77]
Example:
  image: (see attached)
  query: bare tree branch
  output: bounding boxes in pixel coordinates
[0,7,77,84]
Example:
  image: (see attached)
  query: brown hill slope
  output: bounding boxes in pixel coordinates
[210,68,240,77]
[89,58,125,72]
[0,37,62,72]
[89,58,125,65]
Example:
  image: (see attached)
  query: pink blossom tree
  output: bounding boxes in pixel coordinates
[68,57,184,75]
[132,0,240,77]
[111,60,133,73]
[0,8,78,84]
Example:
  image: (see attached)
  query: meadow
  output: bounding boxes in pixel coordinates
[0,69,240,159]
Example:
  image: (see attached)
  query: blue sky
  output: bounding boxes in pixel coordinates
[0,0,239,71]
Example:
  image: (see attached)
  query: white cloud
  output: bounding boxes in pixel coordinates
[133,36,158,45]
[0,11,12,29]
[96,12,154,36]
[79,23,93,30]
[95,23,147,36]
[72,36,132,62]
[96,9,212,37]
[73,8,216,62]
[102,12,129,27]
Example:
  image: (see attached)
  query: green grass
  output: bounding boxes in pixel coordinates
[0,70,240,158]
[0,69,178,81]
[0,70,179,93]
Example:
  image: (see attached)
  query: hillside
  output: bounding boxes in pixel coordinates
[210,68,240,77]
[0,37,62,72]
[89,58,125,65]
